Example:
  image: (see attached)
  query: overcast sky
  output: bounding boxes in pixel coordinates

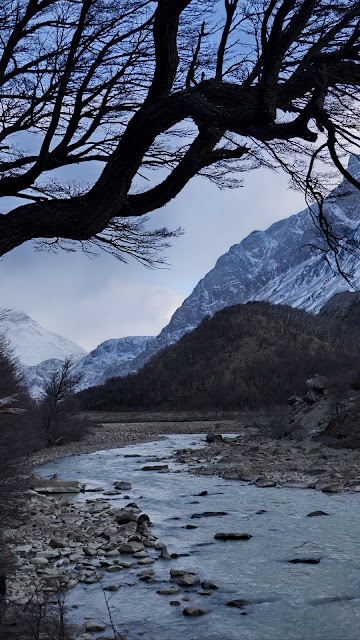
[0,167,306,352]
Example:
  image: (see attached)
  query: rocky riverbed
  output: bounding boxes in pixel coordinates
[3,476,177,638]
[175,428,360,493]
[5,418,360,639]
[4,430,360,640]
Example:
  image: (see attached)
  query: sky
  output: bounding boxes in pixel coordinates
[0,166,307,352]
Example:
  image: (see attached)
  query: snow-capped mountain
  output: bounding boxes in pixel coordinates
[74,336,154,391]
[0,310,87,366]
[24,336,154,398]
[10,155,360,396]
[126,155,360,374]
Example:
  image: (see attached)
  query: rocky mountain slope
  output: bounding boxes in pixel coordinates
[126,155,360,375]
[74,336,154,391]
[0,310,87,366]
[24,336,154,398]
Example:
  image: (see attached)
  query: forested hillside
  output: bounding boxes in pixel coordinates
[79,302,359,412]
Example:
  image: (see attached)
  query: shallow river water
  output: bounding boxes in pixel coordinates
[37,434,360,640]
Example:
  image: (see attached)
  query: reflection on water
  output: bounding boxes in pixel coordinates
[37,434,360,640]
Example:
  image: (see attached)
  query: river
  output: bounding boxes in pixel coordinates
[36,433,360,640]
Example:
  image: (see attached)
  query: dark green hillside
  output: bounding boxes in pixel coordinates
[79,302,357,411]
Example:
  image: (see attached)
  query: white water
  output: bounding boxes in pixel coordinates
[37,434,360,640]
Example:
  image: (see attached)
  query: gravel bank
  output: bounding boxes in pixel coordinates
[28,419,242,466]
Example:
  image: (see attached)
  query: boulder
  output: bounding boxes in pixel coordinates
[113,481,132,490]
[170,569,195,577]
[214,532,252,541]
[156,587,180,595]
[288,558,320,564]
[255,477,276,488]
[303,391,318,405]
[306,375,328,391]
[206,431,223,444]
[141,465,169,471]
[226,599,250,609]
[176,573,200,587]
[201,580,218,590]
[84,620,107,632]
[103,584,121,591]
[183,607,208,616]
[321,483,344,493]
[115,511,138,525]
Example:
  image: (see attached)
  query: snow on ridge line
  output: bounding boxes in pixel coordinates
[0,309,87,366]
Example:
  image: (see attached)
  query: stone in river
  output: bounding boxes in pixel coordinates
[137,557,154,565]
[281,481,313,489]
[197,491,208,496]
[113,481,132,490]
[115,511,138,525]
[177,574,200,586]
[191,511,228,519]
[255,476,276,488]
[141,465,169,471]
[85,620,107,632]
[307,511,329,517]
[170,600,181,606]
[183,607,208,616]
[103,584,121,591]
[201,581,218,590]
[288,558,320,564]
[226,599,250,609]
[157,587,180,595]
[170,569,196,577]
[214,532,252,541]
[185,524,198,529]
[321,483,344,493]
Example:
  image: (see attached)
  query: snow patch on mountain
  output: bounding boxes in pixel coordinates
[0,310,87,366]
[24,336,154,398]
[75,336,155,391]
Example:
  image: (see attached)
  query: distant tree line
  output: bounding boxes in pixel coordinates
[79,302,360,412]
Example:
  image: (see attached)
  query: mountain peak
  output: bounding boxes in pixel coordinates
[0,309,87,366]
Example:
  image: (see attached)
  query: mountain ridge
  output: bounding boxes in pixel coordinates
[124,156,360,375]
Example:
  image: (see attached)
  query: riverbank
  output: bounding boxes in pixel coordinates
[28,415,246,466]
[174,428,360,493]
[28,413,360,492]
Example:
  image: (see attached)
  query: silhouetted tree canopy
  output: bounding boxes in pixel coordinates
[1,0,360,263]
